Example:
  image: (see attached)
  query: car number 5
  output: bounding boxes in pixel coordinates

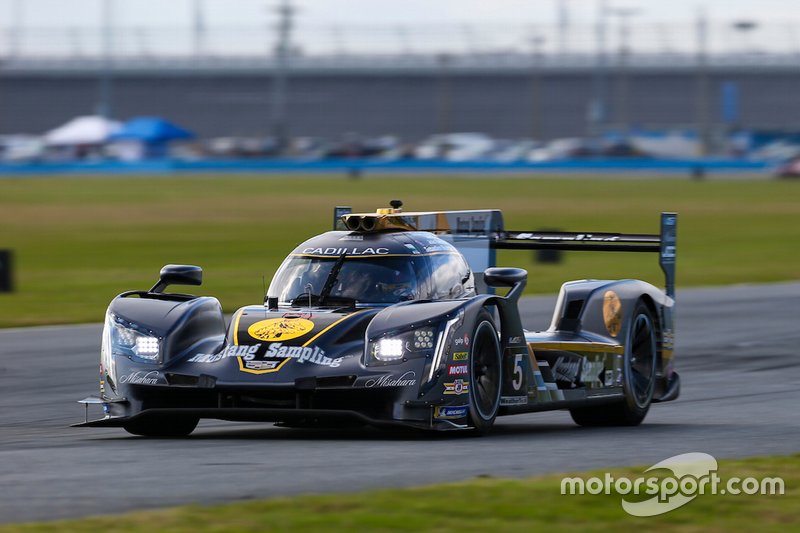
[512,354,523,390]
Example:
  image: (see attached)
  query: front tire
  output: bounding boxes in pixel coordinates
[468,312,502,434]
[124,415,199,437]
[570,300,658,427]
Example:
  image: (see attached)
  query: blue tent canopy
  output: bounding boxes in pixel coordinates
[109,117,194,144]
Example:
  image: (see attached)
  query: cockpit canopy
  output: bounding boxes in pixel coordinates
[268,231,475,307]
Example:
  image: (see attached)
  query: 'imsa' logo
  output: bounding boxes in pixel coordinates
[444,379,470,395]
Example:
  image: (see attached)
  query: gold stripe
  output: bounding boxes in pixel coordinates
[302,310,368,347]
[526,345,541,370]
[232,308,245,346]
[528,342,625,354]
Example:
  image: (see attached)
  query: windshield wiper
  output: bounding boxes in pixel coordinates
[318,252,348,305]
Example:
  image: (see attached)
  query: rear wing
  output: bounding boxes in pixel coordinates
[495,213,677,298]
[333,207,677,298]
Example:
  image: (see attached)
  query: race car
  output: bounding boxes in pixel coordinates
[75,201,679,436]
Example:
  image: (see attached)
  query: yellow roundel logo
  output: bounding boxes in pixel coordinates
[247,318,314,342]
[603,290,623,337]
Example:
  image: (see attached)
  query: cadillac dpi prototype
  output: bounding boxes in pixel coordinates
[76,202,679,436]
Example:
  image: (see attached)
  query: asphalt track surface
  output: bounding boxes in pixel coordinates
[1,282,799,524]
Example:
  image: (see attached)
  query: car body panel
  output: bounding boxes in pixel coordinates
[76,208,678,432]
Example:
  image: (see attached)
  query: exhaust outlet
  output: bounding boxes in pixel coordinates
[344,216,362,231]
[360,216,378,231]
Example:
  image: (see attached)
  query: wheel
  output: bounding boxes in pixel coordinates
[570,300,658,427]
[468,311,502,434]
[124,415,199,437]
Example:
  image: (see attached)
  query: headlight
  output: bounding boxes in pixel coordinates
[370,326,436,364]
[107,313,162,363]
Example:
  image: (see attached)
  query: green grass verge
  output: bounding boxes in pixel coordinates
[3,454,797,532]
[1,174,799,327]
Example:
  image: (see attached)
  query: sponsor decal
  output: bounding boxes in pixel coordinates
[553,356,581,384]
[189,344,261,363]
[454,214,490,234]
[500,396,529,406]
[603,290,623,337]
[453,335,470,347]
[581,358,605,386]
[513,232,620,242]
[244,360,282,371]
[300,247,390,256]
[248,318,314,342]
[119,371,161,385]
[266,343,342,368]
[339,235,364,241]
[363,371,417,388]
[447,364,468,376]
[452,351,469,361]
[508,336,523,344]
[444,379,469,395]
[434,405,469,419]
[189,353,224,363]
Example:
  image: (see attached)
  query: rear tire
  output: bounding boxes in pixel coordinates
[124,415,199,437]
[468,311,502,434]
[570,300,658,427]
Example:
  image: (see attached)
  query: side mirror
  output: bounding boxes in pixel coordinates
[483,267,527,288]
[149,264,203,294]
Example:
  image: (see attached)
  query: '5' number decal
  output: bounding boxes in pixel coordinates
[512,354,523,390]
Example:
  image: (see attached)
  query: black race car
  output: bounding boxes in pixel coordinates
[75,202,679,436]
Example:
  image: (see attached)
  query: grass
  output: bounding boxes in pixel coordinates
[0,174,798,327]
[2,453,797,532]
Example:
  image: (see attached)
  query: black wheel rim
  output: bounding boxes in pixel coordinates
[627,313,656,408]
[471,321,501,420]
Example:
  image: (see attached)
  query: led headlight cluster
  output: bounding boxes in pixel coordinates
[134,336,160,359]
[413,328,435,350]
[370,327,437,363]
[107,313,161,362]
[373,338,404,361]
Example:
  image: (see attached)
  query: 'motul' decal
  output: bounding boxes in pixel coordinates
[247,318,314,342]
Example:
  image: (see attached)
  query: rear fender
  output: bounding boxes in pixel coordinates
[549,279,676,390]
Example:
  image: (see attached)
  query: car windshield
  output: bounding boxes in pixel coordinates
[269,255,425,306]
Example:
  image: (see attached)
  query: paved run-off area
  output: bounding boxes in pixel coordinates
[0,282,799,523]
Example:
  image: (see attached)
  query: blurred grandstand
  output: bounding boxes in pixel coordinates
[1,2,800,166]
